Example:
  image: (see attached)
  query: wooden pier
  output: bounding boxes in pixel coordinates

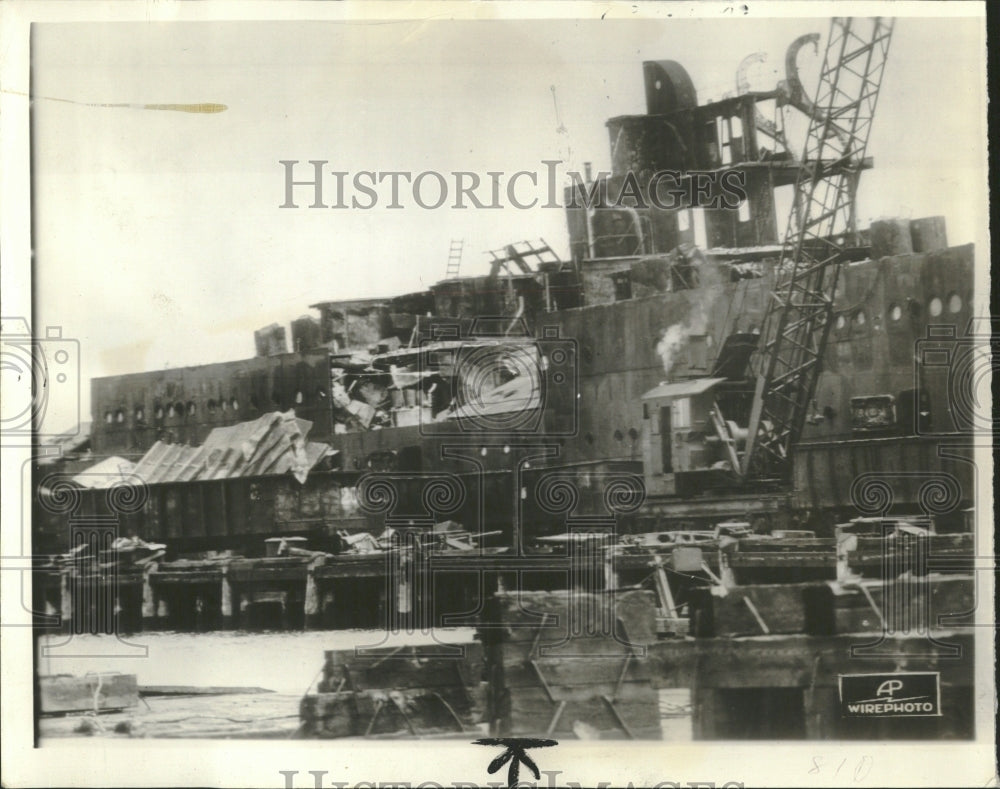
[296,572,976,740]
[32,530,976,637]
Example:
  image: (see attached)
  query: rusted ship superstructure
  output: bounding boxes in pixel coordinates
[33,19,979,740]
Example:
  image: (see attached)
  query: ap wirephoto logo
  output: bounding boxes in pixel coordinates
[839,672,942,717]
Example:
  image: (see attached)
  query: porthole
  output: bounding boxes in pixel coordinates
[105,411,113,424]
[186,401,196,416]
[115,409,125,423]
[295,391,304,405]
[889,303,902,321]
[232,398,240,411]
[207,399,218,414]
[613,429,624,442]
[135,407,144,421]
[854,310,866,326]
[929,296,943,317]
[947,292,962,313]
[835,315,847,331]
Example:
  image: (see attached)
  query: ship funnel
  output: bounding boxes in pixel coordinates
[643,61,697,115]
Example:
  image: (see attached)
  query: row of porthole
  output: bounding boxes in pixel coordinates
[834,293,964,332]
[886,293,964,319]
[106,399,239,424]
[103,389,321,424]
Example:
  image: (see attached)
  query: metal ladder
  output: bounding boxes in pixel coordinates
[445,239,464,278]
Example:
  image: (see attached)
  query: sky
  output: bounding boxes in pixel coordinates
[29,12,989,434]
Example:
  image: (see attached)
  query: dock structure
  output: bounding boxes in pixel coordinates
[293,570,976,740]
[33,527,976,636]
[300,643,486,738]
[646,631,974,740]
[480,590,662,740]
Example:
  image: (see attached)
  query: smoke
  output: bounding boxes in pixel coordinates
[656,323,690,374]
[654,255,724,374]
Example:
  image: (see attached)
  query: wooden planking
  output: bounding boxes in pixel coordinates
[507,702,661,738]
[644,642,697,688]
[804,575,975,635]
[693,633,973,689]
[501,678,656,706]
[689,584,811,637]
[491,634,636,663]
[311,642,487,739]
[644,632,973,690]
[501,656,654,688]
[483,589,661,738]
[301,687,483,738]
[727,552,835,567]
[315,558,389,580]
[731,538,839,552]
[484,589,657,645]
[151,570,223,584]
[324,663,477,693]
[320,644,483,693]
[228,562,310,583]
[612,589,659,644]
[686,576,975,638]
[504,685,660,738]
[847,534,975,576]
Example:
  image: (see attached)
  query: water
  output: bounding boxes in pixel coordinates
[39,629,478,696]
[36,630,692,740]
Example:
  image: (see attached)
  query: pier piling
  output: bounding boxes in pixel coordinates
[221,567,234,630]
[304,556,326,630]
[141,563,157,631]
[59,570,72,634]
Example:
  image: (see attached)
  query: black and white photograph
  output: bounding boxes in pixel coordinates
[0,2,994,787]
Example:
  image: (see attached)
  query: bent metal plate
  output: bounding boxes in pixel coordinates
[0,2,994,788]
